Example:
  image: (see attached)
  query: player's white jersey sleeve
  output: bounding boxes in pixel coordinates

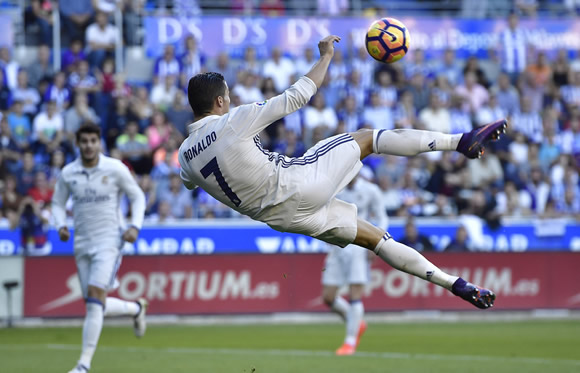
[52,173,70,230]
[116,162,146,229]
[228,76,317,139]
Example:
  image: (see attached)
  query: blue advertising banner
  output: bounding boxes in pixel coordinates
[144,16,580,59]
[0,219,578,256]
[0,15,14,47]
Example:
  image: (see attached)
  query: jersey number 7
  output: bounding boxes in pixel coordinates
[200,157,242,207]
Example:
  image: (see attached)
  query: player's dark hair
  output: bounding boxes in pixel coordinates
[76,123,102,142]
[187,72,226,117]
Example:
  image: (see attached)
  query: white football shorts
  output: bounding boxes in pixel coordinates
[322,244,371,286]
[75,247,122,298]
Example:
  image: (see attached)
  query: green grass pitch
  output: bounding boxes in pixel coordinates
[1,320,579,373]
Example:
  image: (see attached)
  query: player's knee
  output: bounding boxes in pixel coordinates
[87,285,106,303]
[322,293,336,306]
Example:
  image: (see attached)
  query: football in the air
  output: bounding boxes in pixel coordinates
[365,17,410,63]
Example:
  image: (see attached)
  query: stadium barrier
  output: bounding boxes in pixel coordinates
[23,252,580,317]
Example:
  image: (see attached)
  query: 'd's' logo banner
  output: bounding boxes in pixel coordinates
[23,253,580,317]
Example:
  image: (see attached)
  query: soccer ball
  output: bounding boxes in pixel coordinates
[365,17,410,64]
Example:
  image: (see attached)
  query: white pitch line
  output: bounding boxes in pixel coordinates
[1,343,579,367]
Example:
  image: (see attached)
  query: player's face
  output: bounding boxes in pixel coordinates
[78,133,101,163]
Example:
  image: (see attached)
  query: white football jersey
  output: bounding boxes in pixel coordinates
[179,76,318,230]
[52,154,146,251]
[337,177,388,230]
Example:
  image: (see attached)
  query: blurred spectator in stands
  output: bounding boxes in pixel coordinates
[425,151,464,197]
[208,52,237,86]
[449,95,473,134]
[463,56,490,88]
[295,47,315,77]
[564,0,580,15]
[27,45,54,88]
[152,136,180,170]
[0,69,11,112]
[239,46,262,76]
[85,11,118,69]
[150,74,177,111]
[445,225,470,252]
[0,47,20,90]
[405,49,430,79]
[130,86,154,130]
[26,0,54,45]
[64,93,99,144]
[116,121,151,174]
[47,148,65,186]
[62,39,87,74]
[138,174,157,217]
[196,188,232,218]
[393,90,417,129]
[328,49,348,90]
[317,0,348,15]
[480,49,502,85]
[526,166,550,214]
[32,100,64,158]
[44,71,71,112]
[508,131,529,169]
[123,0,145,46]
[419,93,450,133]
[363,91,393,130]
[181,35,205,80]
[461,0,487,18]
[434,49,461,86]
[555,185,580,217]
[151,150,179,198]
[467,149,504,189]
[28,170,53,207]
[517,71,544,113]
[260,0,285,16]
[273,128,305,158]
[158,173,193,219]
[351,47,375,89]
[17,151,39,195]
[0,117,21,175]
[491,72,520,115]
[146,200,175,224]
[337,95,362,133]
[69,60,101,101]
[399,218,434,252]
[112,72,131,99]
[154,45,180,85]
[408,72,430,111]
[432,75,453,107]
[495,180,532,216]
[12,71,40,118]
[455,71,489,115]
[552,49,570,87]
[375,70,397,108]
[106,96,131,148]
[559,110,580,156]
[233,71,264,104]
[263,47,295,93]
[515,0,538,17]
[340,70,365,109]
[512,96,543,143]
[304,92,338,137]
[526,51,551,87]
[59,0,93,44]
[1,175,21,227]
[539,113,561,170]
[500,13,527,83]
[92,0,122,13]
[7,101,32,149]
[476,93,506,127]
[166,90,193,137]
[15,192,50,254]
[146,111,173,151]
[560,71,580,113]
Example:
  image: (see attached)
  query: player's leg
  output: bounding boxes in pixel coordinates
[348,119,507,160]
[354,219,495,309]
[335,283,367,356]
[321,249,350,321]
[321,285,349,321]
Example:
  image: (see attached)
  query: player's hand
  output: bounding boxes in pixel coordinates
[318,35,341,58]
[58,227,70,242]
[122,226,140,243]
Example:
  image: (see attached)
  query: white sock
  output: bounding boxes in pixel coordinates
[330,296,350,322]
[345,300,364,346]
[374,233,458,290]
[373,129,463,156]
[79,298,104,369]
[104,297,140,317]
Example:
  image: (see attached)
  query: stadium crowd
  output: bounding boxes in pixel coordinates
[0,2,579,252]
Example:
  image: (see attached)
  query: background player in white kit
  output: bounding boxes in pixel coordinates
[321,173,387,355]
[180,36,501,321]
[52,124,148,373]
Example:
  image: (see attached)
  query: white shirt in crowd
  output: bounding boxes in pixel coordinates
[262,57,296,93]
[86,23,118,49]
[33,111,63,140]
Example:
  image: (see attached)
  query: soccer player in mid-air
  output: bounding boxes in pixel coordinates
[180,36,502,318]
[52,124,149,373]
[322,173,388,355]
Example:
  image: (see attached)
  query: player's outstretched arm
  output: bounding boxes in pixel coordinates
[305,35,341,88]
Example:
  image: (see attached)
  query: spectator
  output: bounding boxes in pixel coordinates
[511,96,543,143]
[455,71,489,115]
[85,11,118,68]
[116,121,151,174]
[0,117,21,175]
[68,60,101,98]
[158,173,193,219]
[500,13,527,83]
[150,150,179,197]
[232,71,263,105]
[340,70,366,109]
[12,70,41,117]
[239,46,262,76]
[32,100,64,157]
[449,95,473,134]
[152,137,180,169]
[44,71,71,112]
[196,188,232,218]
[63,93,99,143]
[304,92,338,136]
[208,52,237,86]
[393,90,417,129]
[434,49,461,86]
[295,47,315,77]
[150,74,178,110]
[317,0,348,15]
[351,47,375,89]
[62,38,87,74]
[262,47,296,93]
[467,150,504,189]
[526,51,552,87]
[337,95,362,133]
[180,35,205,79]
[419,93,451,133]
[328,49,348,90]
[560,71,580,113]
[445,225,470,252]
[146,200,176,224]
[408,72,430,111]
[146,111,173,151]
[59,0,94,44]
[47,148,65,186]
[27,0,54,45]
[1,175,22,227]
[106,96,133,148]
[405,49,431,79]
[515,0,538,17]
[552,49,570,87]
[363,91,394,130]
[165,90,194,137]
[27,45,54,88]
[138,174,158,217]
[28,170,53,207]
[491,72,520,115]
[92,0,122,13]
[495,181,532,216]
[375,70,397,108]
[476,93,506,127]
[130,86,154,130]
[0,47,20,90]
[518,71,544,113]
[15,194,50,254]
[526,166,550,214]
[17,151,39,195]
[0,69,11,111]
[273,128,306,158]
[399,218,434,252]
[462,56,490,88]
[7,101,32,149]
[154,45,181,84]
